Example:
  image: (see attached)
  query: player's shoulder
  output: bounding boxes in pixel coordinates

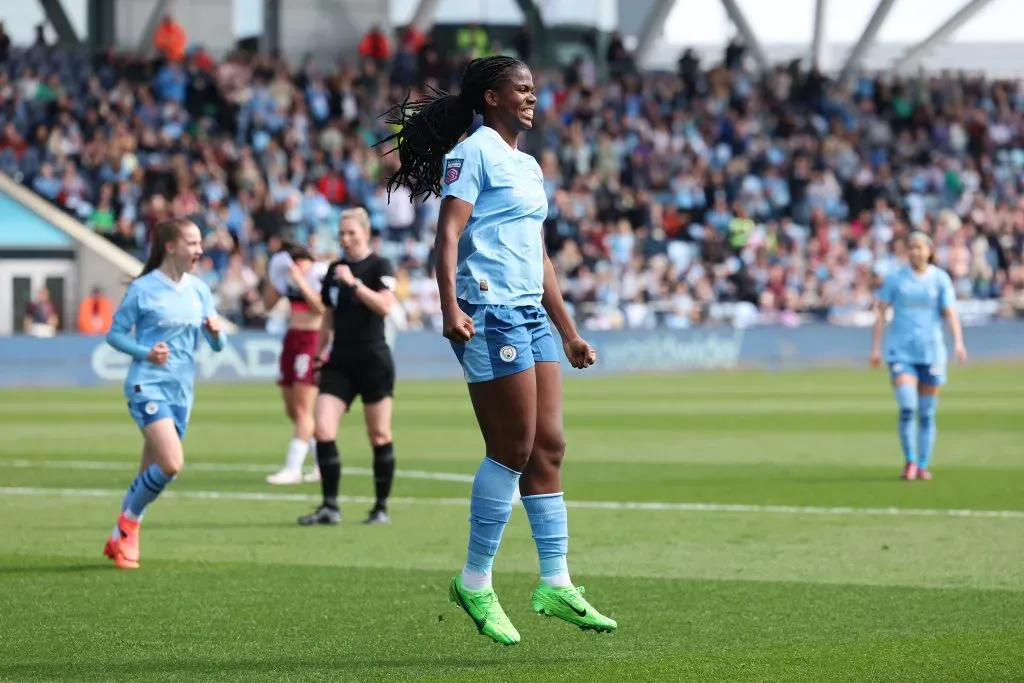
[929,265,953,284]
[449,127,495,158]
[126,271,159,296]
[185,273,214,298]
[887,265,910,282]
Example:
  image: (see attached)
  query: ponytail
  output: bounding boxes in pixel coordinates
[135,218,190,280]
[373,56,526,202]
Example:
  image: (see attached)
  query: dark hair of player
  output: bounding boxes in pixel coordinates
[374,55,526,202]
[283,242,314,262]
[137,218,192,279]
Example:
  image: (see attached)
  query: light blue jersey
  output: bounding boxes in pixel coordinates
[878,265,955,368]
[106,270,225,434]
[442,125,548,307]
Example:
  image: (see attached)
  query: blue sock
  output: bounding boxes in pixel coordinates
[464,457,521,581]
[121,474,141,512]
[126,464,175,518]
[917,394,939,469]
[521,493,570,587]
[894,384,918,464]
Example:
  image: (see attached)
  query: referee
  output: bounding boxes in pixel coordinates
[300,208,399,526]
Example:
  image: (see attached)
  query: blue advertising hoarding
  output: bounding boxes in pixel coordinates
[0,323,1021,389]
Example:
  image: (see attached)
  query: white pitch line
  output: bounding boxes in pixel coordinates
[0,459,474,484]
[1,486,1023,520]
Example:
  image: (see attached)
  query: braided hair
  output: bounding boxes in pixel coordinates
[374,55,526,202]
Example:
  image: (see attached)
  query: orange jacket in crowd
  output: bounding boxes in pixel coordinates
[359,29,390,61]
[77,293,114,335]
[154,16,187,63]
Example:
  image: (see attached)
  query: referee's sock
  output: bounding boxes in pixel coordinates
[316,440,341,510]
[372,443,395,511]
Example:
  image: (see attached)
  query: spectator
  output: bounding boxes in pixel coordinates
[358,26,390,65]
[1,38,1021,336]
[153,14,187,63]
[0,23,10,63]
[77,286,114,335]
[24,287,59,337]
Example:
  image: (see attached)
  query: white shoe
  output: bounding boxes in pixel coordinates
[303,468,321,483]
[266,468,303,485]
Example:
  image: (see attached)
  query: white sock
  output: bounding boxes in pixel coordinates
[284,438,310,471]
[123,510,140,522]
[460,567,492,591]
[541,572,573,588]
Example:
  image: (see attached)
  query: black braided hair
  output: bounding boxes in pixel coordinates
[374,55,526,202]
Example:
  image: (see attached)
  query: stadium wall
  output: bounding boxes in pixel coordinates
[0,323,1022,388]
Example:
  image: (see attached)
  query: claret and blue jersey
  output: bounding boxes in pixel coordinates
[877,264,956,386]
[106,270,225,436]
[442,125,558,383]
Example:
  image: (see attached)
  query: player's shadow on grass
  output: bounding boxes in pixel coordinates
[784,475,908,484]
[154,521,308,530]
[0,655,574,679]
[0,562,110,575]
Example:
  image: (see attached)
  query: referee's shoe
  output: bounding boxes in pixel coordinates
[298,505,340,525]
[363,507,389,525]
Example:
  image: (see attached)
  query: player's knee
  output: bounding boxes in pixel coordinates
[367,428,392,447]
[533,431,566,467]
[158,458,183,477]
[314,425,336,443]
[494,441,533,472]
[895,385,918,413]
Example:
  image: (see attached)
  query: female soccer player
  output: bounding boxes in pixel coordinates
[264,243,328,485]
[870,231,968,481]
[375,56,617,645]
[297,208,399,527]
[103,218,226,569]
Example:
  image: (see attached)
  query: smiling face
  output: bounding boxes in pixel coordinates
[484,65,537,134]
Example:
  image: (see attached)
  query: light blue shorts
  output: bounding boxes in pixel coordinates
[888,362,946,387]
[450,301,560,383]
[127,400,190,439]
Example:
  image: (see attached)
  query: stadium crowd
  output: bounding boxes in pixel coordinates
[1,19,1023,334]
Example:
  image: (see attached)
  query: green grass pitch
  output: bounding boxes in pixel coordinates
[1,365,1022,682]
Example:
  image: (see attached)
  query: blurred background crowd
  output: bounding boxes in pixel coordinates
[1,15,1022,335]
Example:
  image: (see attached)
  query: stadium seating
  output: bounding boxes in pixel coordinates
[1,41,1021,333]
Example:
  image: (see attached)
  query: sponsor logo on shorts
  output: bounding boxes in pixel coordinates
[499,345,517,363]
[144,402,159,416]
[891,363,903,373]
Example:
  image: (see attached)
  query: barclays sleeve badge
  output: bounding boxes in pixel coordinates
[445,158,464,184]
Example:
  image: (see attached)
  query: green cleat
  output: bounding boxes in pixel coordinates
[448,575,522,645]
[531,583,618,633]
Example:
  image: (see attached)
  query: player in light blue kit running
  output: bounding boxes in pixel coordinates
[376,56,616,645]
[102,218,226,569]
[870,231,967,481]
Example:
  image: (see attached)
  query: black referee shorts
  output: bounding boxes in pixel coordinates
[319,345,395,407]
